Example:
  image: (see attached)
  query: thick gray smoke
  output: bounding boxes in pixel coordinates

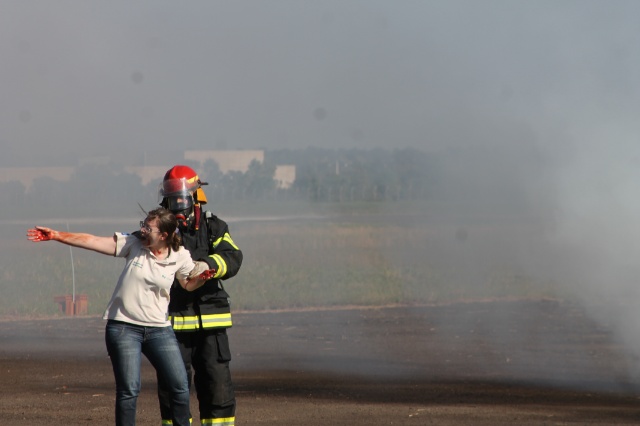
[3,0,640,389]
[543,143,640,359]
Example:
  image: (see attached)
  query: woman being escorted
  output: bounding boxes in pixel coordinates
[27,208,212,426]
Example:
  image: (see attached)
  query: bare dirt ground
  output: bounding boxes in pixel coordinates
[1,299,640,425]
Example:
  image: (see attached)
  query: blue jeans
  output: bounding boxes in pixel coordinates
[105,320,190,426]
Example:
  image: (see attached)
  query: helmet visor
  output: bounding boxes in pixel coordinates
[166,195,193,213]
[161,177,199,197]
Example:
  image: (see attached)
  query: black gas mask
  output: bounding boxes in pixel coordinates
[165,194,194,227]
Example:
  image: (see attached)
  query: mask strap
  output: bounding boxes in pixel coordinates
[194,204,202,230]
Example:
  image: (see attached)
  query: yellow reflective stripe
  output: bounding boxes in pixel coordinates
[211,236,222,248]
[169,315,200,331]
[162,420,172,425]
[223,233,239,250]
[169,314,232,330]
[211,233,239,250]
[201,313,232,328]
[201,417,234,426]
[210,254,227,278]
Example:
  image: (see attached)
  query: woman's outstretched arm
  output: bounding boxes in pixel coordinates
[27,226,117,256]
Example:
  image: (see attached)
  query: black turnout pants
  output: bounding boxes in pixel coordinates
[158,328,235,422]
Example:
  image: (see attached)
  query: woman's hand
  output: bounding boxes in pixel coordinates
[198,269,216,281]
[26,227,116,255]
[27,226,57,242]
[183,269,216,291]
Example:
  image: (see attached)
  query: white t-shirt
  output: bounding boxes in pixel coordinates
[103,232,195,326]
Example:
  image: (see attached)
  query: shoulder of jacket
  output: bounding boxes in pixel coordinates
[202,210,223,243]
[204,210,228,226]
[204,210,218,222]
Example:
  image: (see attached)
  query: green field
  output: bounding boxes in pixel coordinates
[1,202,560,317]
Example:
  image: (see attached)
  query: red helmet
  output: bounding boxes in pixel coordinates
[161,165,201,197]
[159,165,210,214]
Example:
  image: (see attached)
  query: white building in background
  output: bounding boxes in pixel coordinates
[0,150,296,189]
[274,165,296,189]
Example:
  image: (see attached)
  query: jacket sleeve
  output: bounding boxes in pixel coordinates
[203,218,243,281]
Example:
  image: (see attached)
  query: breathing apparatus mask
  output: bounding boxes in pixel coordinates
[166,194,194,224]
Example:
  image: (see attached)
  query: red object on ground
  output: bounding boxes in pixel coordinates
[54,294,88,316]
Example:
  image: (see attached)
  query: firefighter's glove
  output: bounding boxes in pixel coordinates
[188,260,210,279]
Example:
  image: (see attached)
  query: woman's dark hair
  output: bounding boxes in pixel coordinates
[146,208,182,251]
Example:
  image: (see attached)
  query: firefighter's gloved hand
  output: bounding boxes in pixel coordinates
[188,261,209,279]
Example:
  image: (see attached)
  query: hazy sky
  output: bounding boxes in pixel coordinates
[2,0,640,166]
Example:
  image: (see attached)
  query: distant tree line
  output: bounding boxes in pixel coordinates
[0,144,552,222]
[200,147,437,203]
[0,147,438,219]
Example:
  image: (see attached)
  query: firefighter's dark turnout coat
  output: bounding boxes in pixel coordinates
[168,212,242,330]
[160,211,242,426]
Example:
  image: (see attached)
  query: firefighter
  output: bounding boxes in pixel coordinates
[156,165,243,426]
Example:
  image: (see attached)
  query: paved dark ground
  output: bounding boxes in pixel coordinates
[1,300,640,425]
